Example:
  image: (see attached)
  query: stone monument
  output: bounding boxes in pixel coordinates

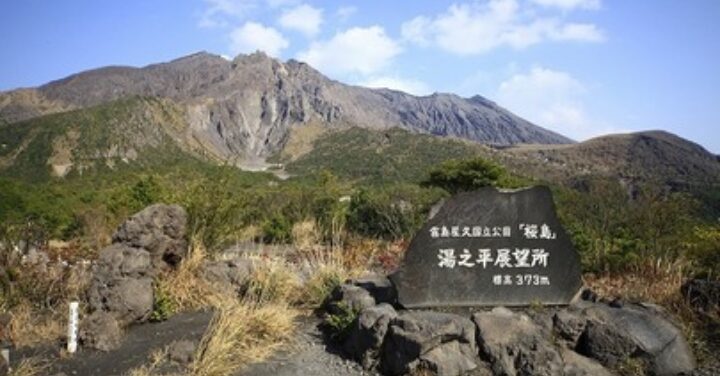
[390,186,582,308]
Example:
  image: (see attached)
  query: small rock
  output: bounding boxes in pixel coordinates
[580,288,598,302]
[327,284,376,315]
[79,311,123,351]
[350,274,397,305]
[168,339,197,364]
[203,258,253,293]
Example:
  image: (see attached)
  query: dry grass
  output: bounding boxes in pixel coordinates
[242,258,301,304]
[291,220,322,253]
[157,242,220,311]
[189,300,297,376]
[7,301,65,348]
[8,357,49,376]
[126,347,171,376]
[584,259,688,306]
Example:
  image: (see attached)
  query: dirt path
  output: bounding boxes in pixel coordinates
[239,315,380,376]
[47,310,213,376]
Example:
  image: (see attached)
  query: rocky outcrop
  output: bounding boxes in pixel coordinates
[85,204,188,350]
[329,281,697,376]
[112,204,188,273]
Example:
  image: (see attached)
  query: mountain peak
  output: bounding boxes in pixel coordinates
[1,51,574,160]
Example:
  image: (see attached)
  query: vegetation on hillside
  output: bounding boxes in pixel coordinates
[1,118,719,373]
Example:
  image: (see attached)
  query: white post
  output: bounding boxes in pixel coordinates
[67,301,79,354]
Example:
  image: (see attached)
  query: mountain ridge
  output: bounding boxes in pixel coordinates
[0,51,571,162]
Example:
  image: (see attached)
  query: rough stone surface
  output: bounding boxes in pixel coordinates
[576,320,637,367]
[391,186,583,308]
[89,277,154,325]
[112,204,188,272]
[473,307,564,376]
[343,303,398,370]
[560,348,615,376]
[553,309,587,344]
[79,311,124,352]
[327,284,376,315]
[381,311,477,376]
[349,274,397,305]
[168,339,197,364]
[576,302,696,375]
[203,258,253,293]
[96,244,153,279]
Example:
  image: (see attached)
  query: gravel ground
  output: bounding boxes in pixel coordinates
[240,315,381,376]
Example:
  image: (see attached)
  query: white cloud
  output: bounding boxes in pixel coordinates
[550,23,605,42]
[495,67,618,140]
[279,4,323,37]
[529,0,601,11]
[401,0,604,55]
[296,26,401,76]
[359,76,432,96]
[229,22,289,57]
[266,0,300,8]
[336,6,357,21]
[199,0,257,28]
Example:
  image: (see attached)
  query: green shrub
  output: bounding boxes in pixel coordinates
[324,302,359,341]
[347,185,443,240]
[151,284,177,322]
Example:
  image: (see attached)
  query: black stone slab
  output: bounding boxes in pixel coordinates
[390,186,582,308]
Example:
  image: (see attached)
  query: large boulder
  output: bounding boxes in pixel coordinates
[473,307,564,376]
[575,302,696,376]
[381,311,478,376]
[79,311,124,351]
[343,303,398,370]
[112,204,188,272]
[89,277,154,325]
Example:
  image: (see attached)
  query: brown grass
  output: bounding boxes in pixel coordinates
[8,357,49,376]
[125,347,175,376]
[7,301,65,348]
[189,300,297,376]
[242,258,301,304]
[157,242,220,311]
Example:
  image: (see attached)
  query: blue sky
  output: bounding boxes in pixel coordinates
[1,0,719,152]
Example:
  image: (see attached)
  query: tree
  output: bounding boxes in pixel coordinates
[421,157,509,194]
